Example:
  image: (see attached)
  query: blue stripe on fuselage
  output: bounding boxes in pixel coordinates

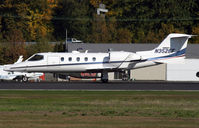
[10,61,123,69]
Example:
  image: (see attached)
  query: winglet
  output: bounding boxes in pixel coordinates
[14,56,23,64]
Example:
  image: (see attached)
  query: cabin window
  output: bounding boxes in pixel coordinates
[84,57,88,61]
[61,57,64,62]
[28,55,43,61]
[92,57,96,62]
[196,72,199,78]
[68,57,72,61]
[76,57,80,62]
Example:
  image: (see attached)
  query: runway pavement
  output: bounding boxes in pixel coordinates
[0,81,199,90]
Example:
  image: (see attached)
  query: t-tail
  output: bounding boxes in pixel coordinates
[136,33,194,63]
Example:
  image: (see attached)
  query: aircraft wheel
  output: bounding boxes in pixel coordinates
[16,79,23,82]
[22,75,28,82]
[101,71,109,83]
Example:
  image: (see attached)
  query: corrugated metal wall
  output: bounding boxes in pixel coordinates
[130,64,166,81]
[167,59,199,81]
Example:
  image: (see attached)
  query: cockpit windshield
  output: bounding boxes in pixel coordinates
[28,55,44,61]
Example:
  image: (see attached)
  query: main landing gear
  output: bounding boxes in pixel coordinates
[101,71,108,83]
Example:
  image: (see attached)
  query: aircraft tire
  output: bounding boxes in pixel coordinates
[22,75,28,82]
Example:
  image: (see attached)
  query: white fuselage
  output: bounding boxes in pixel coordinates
[4,51,154,73]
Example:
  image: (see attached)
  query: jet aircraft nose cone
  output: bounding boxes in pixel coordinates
[3,65,12,72]
[3,63,26,72]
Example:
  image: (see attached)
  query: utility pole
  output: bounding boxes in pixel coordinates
[65,29,68,52]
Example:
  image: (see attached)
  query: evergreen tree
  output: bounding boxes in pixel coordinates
[53,0,91,42]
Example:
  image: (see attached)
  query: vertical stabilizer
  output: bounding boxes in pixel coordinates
[136,33,193,63]
[154,33,191,54]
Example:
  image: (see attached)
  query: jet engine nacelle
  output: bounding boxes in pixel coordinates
[109,51,130,62]
[108,51,141,69]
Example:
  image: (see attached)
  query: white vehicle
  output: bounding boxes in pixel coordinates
[1,56,44,82]
[4,34,193,82]
[67,38,82,43]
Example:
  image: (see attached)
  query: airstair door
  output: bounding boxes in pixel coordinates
[47,56,60,65]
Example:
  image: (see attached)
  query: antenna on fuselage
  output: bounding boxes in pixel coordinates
[108,48,112,52]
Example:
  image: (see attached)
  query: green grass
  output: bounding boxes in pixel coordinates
[0,90,199,128]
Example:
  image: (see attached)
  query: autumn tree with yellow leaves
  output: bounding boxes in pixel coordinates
[0,0,57,42]
[27,0,57,41]
[0,0,56,63]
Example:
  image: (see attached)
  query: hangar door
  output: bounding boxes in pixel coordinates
[47,56,60,65]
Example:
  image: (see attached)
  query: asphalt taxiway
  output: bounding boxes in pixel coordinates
[0,81,199,90]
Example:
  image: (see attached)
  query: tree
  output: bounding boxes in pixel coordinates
[116,28,132,43]
[0,0,57,42]
[192,25,199,44]
[53,42,65,52]
[108,0,197,43]
[27,0,57,41]
[53,0,91,42]
[0,44,4,64]
[0,0,198,44]
[2,29,27,64]
[88,14,111,43]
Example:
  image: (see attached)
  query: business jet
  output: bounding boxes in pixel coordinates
[1,56,44,82]
[4,33,193,82]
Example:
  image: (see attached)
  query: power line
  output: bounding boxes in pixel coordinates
[1,15,199,22]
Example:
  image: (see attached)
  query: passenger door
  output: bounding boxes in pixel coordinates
[47,56,60,65]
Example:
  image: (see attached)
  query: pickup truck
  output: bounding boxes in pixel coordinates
[67,38,83,43]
